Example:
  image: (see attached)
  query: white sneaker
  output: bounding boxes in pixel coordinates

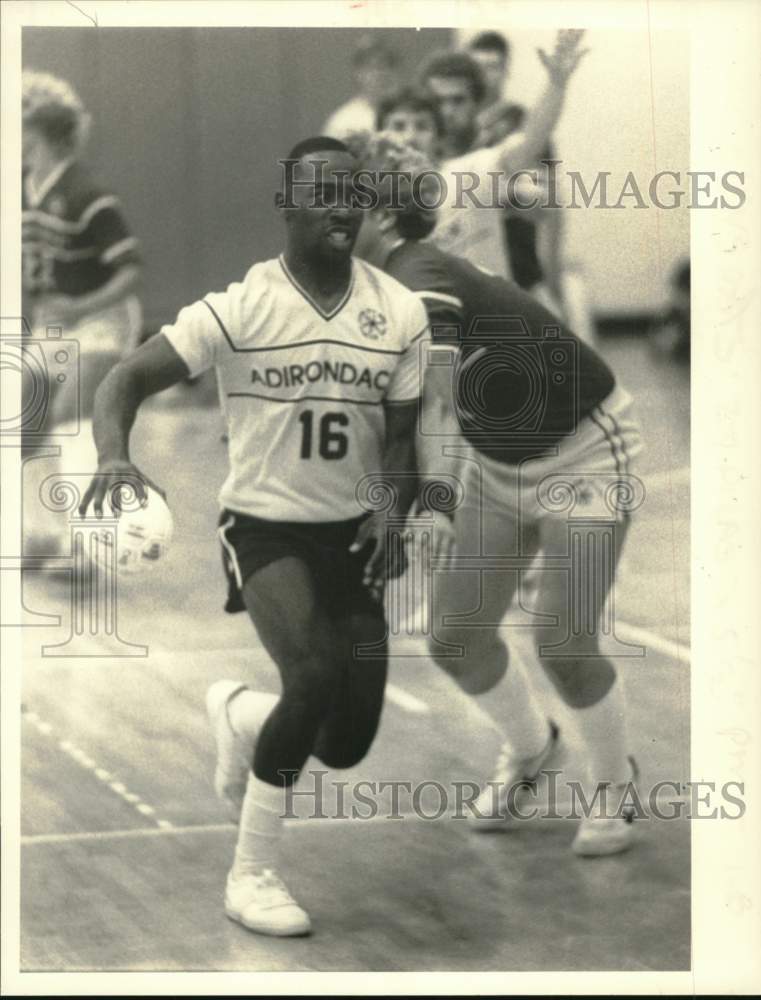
[469,721,560,831]
[206,680,254,820]
[225,867,311,937]
[572,757,640,857]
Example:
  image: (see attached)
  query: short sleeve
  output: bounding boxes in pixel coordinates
[160,295,229,378]
[83,198,141,268]
[385,298,430,403]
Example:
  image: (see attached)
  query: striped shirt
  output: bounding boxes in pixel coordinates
[22,160,140,300]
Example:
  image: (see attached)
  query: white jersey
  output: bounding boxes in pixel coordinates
[430,141,521,281]
[161,255,429,522]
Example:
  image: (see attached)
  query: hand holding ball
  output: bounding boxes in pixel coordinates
[80,468,174,576]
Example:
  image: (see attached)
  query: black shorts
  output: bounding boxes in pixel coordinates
[218,509,384,620]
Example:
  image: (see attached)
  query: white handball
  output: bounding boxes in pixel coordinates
[90,485,174,576]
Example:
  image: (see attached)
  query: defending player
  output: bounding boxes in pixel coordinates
[79,138,428,936]
[348,132,642,856]
[22,71,142,548]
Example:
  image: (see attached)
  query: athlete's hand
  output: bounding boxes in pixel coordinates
[350,512,407,599]
[537,29,589,85]
[78,459,166,519]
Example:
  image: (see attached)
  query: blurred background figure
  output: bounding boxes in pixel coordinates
[648,259,690,365]
[322,34,402,139]
[418,50,486,160]
[466,31,587,334]
[416,32,586,313]
[468,30,522,149]
[22,70,142,553]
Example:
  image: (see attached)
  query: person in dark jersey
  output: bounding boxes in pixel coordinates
[22,70,143,553]
[22,71,142,426]
[348,132,643,856]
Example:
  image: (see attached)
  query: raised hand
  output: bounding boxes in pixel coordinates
[537,29,590,85]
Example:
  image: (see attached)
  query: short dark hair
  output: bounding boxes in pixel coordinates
[376,87,445,137]
[286,136,352,161]
[469,31,510,60]
[419,51,486,105]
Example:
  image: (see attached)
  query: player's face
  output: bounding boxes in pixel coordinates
[285,150,363,260]
[470,50,508,104]
[381,108,439,159]
[425,76,478,140]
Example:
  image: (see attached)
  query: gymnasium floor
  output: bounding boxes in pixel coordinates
[18,335,690,972]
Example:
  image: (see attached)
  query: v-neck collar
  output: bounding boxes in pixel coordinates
[25,157,75,208]
[279,254,355,321]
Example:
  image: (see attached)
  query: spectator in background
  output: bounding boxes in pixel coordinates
[417,51,486,160]
[375,86,445,158]
[413,32,588,294]
[322,35,401,139]
[468,31,524,149]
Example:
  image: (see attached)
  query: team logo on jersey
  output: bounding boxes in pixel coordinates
[358,308,387,340]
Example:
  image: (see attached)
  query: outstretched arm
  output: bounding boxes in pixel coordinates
[495,29,589,174]
[78,333,190,516]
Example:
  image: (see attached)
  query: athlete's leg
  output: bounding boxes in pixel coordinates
[312,612,388,769]
[240,556,343,787]
[531,510,631,710]
[427,499,539,695]
[532,510,637,854]
[223,554,341,937]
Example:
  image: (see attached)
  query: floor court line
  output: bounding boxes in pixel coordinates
[20,813,422,846]
[613,622,690,664]
[21,786,692,848]
[384,683,429,714]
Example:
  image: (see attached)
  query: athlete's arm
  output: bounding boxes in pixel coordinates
[536,205,565,314]
[351,398,419,592]
[494,29,588,175]
[78,333,190,516]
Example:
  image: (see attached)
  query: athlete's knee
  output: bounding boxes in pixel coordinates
[427,629,508,695]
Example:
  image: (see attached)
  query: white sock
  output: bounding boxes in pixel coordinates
[575,674,631,787]
[477,651,550,760]
[232,772,285,877]
[227,689,277,742]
